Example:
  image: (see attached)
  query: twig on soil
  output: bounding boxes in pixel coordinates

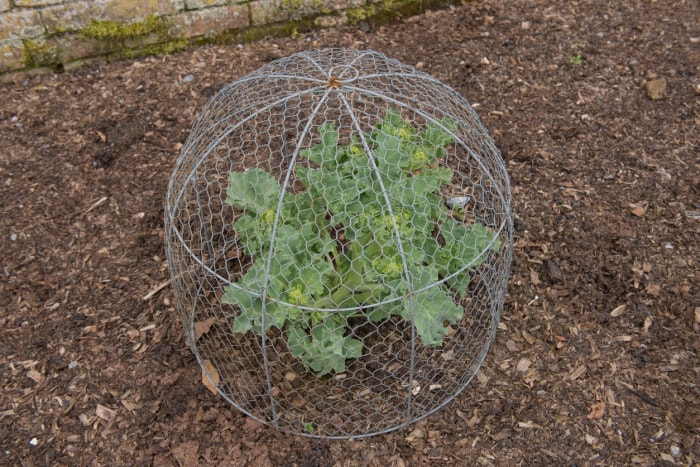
[622,385,659,407]
[142,279,172,301]
[84,196,109,215]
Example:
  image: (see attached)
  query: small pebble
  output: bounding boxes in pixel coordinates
[29,438,38,447]
[646,78,667,100]
[10,233,17,241]
[183,74,195,83]
[671,445,681,457]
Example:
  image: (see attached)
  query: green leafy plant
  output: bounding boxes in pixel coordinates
[302,421,314,433]
[569,53,583,65]
[222,110,499,376]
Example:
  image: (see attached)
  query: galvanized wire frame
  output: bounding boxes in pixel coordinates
[165,48,513,438]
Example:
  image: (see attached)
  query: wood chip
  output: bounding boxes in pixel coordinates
[517,421,542,429]
[26,368,43,383]
[121,399,138,412]
[610,304,626,317]
[516,358,532,373]
[567,364,586,380]
[545,260,563,283]
[521,329,536,345]
[96,404,117,421]
[505,339,520,352]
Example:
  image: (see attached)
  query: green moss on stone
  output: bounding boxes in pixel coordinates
[129,37,189,57]
[79,14,187,61]
[280,0,304,11]
[311,0,332,15]
[81,15,170,41]
[199,18,315,46]
[22,39,59,68]
[345,4,376,24]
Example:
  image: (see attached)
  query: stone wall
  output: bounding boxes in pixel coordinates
[0,0,455,74]
[0,0,437,74]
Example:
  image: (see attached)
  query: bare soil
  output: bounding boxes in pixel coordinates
[1,0,699,465]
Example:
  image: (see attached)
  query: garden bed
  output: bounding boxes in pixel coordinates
[1,0,698,464]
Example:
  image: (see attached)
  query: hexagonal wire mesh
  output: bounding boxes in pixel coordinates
[165,48,512,438]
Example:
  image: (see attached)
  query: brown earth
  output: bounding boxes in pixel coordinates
[1,0,699,465]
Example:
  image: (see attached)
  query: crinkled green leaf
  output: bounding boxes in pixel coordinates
[300,123,339,168]
[371,131,404,181]
[222,286,283,333]
[381,109,406,129]
[441,218,499,267]
[232,212,271,256]
[225,168,281,214]
[421,117,458,150]
[403,286,463,346]
[287,318,362,376]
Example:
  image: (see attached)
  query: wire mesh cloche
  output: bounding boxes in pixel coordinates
[165,48,512,438]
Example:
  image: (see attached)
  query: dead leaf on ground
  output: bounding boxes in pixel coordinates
[242,417,263,432]
[194,317,217,341]
[645,283,661,296]
[405,427,425,442]
[630,205,646,217]
[202,360,220,395]
[587,401,606,420]
[171,440,200,467]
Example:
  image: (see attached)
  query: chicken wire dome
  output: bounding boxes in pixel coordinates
[165,48,512,438]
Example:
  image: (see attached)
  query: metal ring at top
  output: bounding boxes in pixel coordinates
[327,65,360,88]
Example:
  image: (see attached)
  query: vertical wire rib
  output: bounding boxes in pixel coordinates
[336,91,418,421]
[259,87,334,429]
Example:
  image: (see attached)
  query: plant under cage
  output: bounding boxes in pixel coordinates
[165,48,512,438]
